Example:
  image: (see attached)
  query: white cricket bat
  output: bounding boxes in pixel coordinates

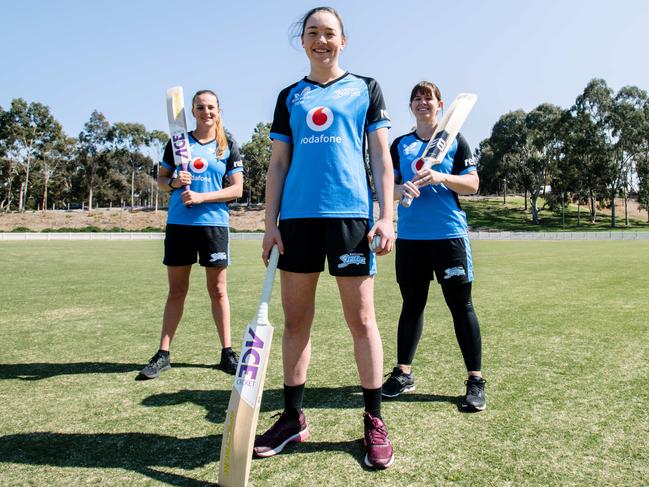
[219,246,280,487]
[401,93,478,207]
[166,86,191,193]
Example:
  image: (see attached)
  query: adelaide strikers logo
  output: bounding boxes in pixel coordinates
[190,157,208,174]
[306,106,334,132]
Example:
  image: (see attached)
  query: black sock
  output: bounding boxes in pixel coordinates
[157,349,169,357]
[284,383,305,419]
[362,387,382,419]
[221,347,232,355]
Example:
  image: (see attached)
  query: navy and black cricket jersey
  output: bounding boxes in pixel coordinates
[161,133,243,226]
[391,131,476,239]
[270,72,391,220]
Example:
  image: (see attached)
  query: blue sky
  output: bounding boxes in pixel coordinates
[1,0,648,151]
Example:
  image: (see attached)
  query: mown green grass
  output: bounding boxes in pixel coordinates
[463,196,649,231]
[1,240,648,486]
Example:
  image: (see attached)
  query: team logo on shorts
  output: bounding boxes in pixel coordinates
[209,252,227,263]
[443,266,466,279]
[190,157,208,174]
[306,106,334,132]
[337,252,366,268]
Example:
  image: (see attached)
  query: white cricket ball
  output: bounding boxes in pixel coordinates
[370,235,381,252]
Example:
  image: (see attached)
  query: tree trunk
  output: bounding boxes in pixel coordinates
[22,153,32,211]
[88,186,94,211]
[42,173,49,212]
[624,191,629,226]
[577,200,581,226]
[589,191,596,224]
[610,190,617,228]
[530,193,540,224]
[131,168,135,210]
[18,182,24,213]
[524,189,528,211]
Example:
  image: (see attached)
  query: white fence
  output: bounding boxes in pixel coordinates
[1,232,648,241]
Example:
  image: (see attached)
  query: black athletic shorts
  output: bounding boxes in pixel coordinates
[395,237,474,285]
[163,224,229,267]
[278,218,376,276]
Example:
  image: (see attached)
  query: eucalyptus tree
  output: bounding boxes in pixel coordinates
[520,103,565,224]
[240,122,272,205]
[570,79,616,224]
[148,129,169,210]
[37,135,76,210]
[3,98,63,211]
[479,110,527,198]
[109,122,150,209]
[77,110,111,210]
[610,85,648,225]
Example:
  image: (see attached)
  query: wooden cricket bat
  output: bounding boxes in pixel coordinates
[401,93,478,207]
[165,86,191,193]
[219,246,280,487]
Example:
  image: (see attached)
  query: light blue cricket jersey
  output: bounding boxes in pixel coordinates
[391,131,476,240]
[161,133,243,226]
[270,72,391,220]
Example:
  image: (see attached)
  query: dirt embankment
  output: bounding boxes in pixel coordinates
[0,207,267,232]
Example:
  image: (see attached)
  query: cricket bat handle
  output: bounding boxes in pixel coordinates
[257,246,279,321]
[400,157,435,208]
[401,193,414,208]
[178,162,190,192]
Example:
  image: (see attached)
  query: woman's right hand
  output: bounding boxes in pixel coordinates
[262,226,284,266]
[400,181,421,200]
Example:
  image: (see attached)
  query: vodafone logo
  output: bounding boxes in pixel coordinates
[190,157,208,174]
[306,106,333,132]
[412,157,426,173]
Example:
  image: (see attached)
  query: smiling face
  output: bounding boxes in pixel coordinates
[410,89,444,125]
[301,10,346,69]
[191,92,219,130]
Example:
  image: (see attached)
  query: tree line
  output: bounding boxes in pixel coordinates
[478,78,649,225]
[0,99,272,212]
[2,78,648,227]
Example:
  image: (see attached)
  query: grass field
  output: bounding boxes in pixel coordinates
[1,240,648,486]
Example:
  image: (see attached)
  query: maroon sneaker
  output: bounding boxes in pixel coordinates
[253,411,309,458]
[363,412,394,469]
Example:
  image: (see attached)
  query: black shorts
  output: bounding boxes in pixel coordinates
[163,224,230,267]
[278,218,376,276]
[395,237,474,285]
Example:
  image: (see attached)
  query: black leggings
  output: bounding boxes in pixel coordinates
[397,280,482,372]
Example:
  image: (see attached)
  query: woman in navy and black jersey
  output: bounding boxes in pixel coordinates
[137,90,244,380]
[253,6,395,469]
[381,81,487,411]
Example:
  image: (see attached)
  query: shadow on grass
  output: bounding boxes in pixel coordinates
[0,432,219,486]
[142,385,388,425]
[381,392,459,405]
[251,438,367,468]
[0,362,213,381]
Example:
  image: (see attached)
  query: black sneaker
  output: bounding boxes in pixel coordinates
[461,375,486,411]
[381,367,415,398]
[138,351,171,380]
[218,348,239,375]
